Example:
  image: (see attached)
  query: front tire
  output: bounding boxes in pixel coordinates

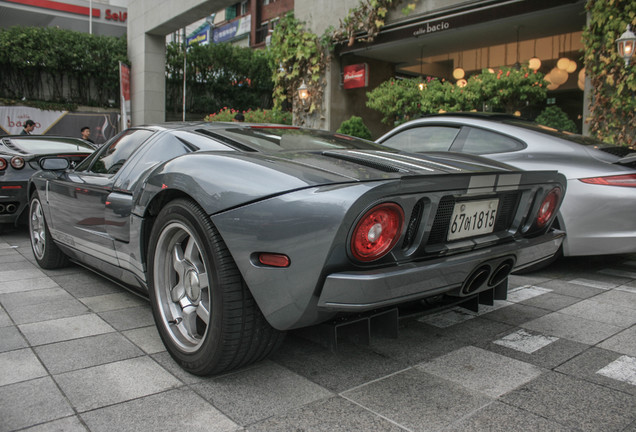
[147,199,284,375]
[29,192,69,269]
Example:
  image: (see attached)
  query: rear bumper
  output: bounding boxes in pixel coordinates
[318,230,564,311]
[0,183,28,225]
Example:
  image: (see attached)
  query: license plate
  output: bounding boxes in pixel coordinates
[447,199,499,241]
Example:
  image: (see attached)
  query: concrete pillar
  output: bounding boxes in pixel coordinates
[127,0,235,126]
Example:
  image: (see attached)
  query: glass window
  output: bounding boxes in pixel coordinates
[7,137,94,154]
[460,127,525,154]
[198,127,391,152]
[86,129,154,175]
[381,126,459,152]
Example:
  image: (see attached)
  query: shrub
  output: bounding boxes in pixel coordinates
[535,106,577,133]
[204,108,292,124]
[337,115,372,139]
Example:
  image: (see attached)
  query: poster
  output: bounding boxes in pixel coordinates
[119,61,131,130]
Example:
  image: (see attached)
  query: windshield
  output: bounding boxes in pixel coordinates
[199,126,391,153]
[4,137,94,154]
[502,119,635,156]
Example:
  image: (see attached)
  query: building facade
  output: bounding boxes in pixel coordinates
[127,0,589,135]
[295,0,588,136]
[0,0,128,37]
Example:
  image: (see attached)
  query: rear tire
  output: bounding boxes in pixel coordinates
[147,199,284,375]
[29,192,69,269]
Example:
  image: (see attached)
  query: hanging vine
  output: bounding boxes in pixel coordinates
[582,0,635,147]
[268,1,417,123]
[268,13,327,122]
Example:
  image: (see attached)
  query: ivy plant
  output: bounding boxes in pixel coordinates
[582,0,635,147]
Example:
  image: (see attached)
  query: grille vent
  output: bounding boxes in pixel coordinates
[427,192,520,244]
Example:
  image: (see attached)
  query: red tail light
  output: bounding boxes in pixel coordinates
[0,158,6,170]
[536,188,561,227]
[351,203,404,262]
[579,174,636,187]
[10,156,25,169]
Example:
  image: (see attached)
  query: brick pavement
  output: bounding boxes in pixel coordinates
[1,226,635,431]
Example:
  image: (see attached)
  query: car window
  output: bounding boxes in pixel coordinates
[458,127,525,154]
[4,137,94,154]
[200,126,390,152]
[85,129,154,175]
[381,126,458,152]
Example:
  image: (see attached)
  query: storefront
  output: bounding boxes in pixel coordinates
[324,0,587,137]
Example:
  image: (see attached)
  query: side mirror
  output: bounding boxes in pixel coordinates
[39,157,70,171]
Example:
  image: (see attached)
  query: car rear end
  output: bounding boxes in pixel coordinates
[211,149,565,331]
[0,150,31,225]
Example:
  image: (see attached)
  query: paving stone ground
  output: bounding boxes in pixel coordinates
[1,226,635,432]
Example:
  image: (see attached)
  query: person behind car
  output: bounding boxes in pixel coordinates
[81,126,95,143]
[21,120,36,135]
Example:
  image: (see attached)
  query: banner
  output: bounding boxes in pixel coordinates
[0,106,67,135]
[213,16,251,43]
[119,61,131,130]
[0,107,119,145]
[187,24,210,46]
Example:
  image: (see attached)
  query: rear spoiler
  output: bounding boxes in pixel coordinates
[616,153,636,168]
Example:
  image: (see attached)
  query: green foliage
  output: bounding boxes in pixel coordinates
[0,26,127,107]
[267,13,327,119]
[366,66,548,125]
[204,107,292,124]
[166,42,273,115]
[535,106,577,133]
[0,97,77,111]
[582,0,635,146]
[337,115,372,139]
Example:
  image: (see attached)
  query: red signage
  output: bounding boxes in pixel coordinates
[5,0,127,22]
[343,63,368,89]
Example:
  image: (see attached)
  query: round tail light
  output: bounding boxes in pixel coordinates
[351,202,404,262]
[0,157,6,170]
[536,188,561,227]
[10,156,25,169]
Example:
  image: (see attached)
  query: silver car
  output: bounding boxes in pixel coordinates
[378,113,636,258]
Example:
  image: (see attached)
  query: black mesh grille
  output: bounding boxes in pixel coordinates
[402,199,424,249]
[427,196,455,244]
[494,192,520,231]
[427,192,520,245]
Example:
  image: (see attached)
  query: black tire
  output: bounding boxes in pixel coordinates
[147,199,285,375]
[29,192,69,269]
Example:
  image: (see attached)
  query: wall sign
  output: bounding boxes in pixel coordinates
[343,63,368,89]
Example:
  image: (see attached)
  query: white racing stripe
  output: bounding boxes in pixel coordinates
[345,150,435,171]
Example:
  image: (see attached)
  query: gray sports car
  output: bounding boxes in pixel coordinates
[29,122,565,375]
[378,113,636,258]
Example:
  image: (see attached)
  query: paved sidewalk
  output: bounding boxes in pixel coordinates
[1,225,635,432]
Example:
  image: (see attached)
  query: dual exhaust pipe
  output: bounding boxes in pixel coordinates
[460,256,516,296]
[0,203,17,214]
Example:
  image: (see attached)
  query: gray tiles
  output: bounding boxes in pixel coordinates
[193,361,333,425]
[502,372,636,431]
[1,228,635,432]
[54,357,182,412]
[342,368,493,432]
[0,377,74,432]
[81,388,239,432]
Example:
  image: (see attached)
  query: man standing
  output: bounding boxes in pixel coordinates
[20,120,35,135]
[81,126,94,143]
